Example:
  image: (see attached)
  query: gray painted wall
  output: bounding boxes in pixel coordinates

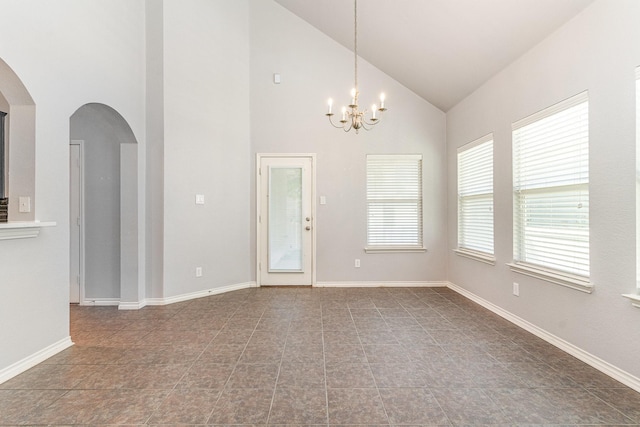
[446,0,640,379]
[250,0,448,284]
[161,0,252,298]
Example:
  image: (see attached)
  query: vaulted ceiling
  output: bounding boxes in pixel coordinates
[273,0,595,111]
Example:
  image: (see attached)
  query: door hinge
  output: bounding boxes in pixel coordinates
[76,275,80,285]
[76,217,81,226]
[259,262,261,271]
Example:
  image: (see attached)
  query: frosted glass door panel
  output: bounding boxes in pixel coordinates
[269,167,303,272]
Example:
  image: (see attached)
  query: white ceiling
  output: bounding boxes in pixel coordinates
[273,0,595,111]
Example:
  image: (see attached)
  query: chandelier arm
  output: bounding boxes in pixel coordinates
[327,115,347,129]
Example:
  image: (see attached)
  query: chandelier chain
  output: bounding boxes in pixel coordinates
[354,0,358,93]
[325,0,386,133]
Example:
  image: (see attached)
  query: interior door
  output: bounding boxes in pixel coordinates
[69,142,82,303]
[259,155,314,286]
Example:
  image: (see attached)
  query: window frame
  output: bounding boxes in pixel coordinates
[625,67,640,306]
[508,91,593,293]
[365,154,426,253]
[455,133,495,264]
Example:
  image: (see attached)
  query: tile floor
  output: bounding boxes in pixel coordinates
[2,286,640,425]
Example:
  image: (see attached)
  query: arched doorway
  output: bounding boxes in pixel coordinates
[0,58,36,222]
[69,103,140,308]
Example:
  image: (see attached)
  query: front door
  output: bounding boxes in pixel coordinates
[258,155,315,286]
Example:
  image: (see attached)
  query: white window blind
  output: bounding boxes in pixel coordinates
[512,91,589,279]
[457,135,494,258]
[366,154,423,250]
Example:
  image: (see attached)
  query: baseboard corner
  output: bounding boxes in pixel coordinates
[447,281,640,393]
[0,336,73,385]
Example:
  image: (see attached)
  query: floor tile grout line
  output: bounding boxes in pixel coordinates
[144,296,241,425]
[581,385,638,424]
[203,293,262,425]
[321,298,331,425]
[370,295,399,426]
[265,297,295,426]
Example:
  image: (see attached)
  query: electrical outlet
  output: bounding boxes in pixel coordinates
[19,196,31,213]
[196,267,203,277]
[513,282,520,296]
[355,259,360,268]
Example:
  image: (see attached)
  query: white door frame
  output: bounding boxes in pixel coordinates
[70,140,85,304]
[256,153,316,287]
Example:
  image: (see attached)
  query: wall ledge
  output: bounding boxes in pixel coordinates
[453,248,496,265]
[0,221,56,240]
[448,281,640,393]
[622,293,640,308]
[507,262,593,293]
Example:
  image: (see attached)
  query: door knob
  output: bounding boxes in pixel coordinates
[306,217,311,222]
[305,226,311,231]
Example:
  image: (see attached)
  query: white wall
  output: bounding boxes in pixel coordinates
[250,0,447,284]
[0,0,146,373]
[447,0,640,378]
[161,0,252,298]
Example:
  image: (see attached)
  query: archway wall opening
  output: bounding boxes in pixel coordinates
[70,103,139,302]
[0,58,36,222]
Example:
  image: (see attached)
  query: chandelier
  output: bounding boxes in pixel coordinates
[325,0,387,133]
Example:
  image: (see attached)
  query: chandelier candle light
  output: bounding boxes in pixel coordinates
[326,0,387,133]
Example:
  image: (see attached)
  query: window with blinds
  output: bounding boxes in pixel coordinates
[366,154,424,252]
[457,135,494,262]
[512,91,590,288]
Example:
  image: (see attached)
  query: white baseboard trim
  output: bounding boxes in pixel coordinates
[80,298,120,307]
[118,301,147,310]
[447,281,640,393]
[145,281,258,306]
[315,281,448,288]
[0,337,73,385]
